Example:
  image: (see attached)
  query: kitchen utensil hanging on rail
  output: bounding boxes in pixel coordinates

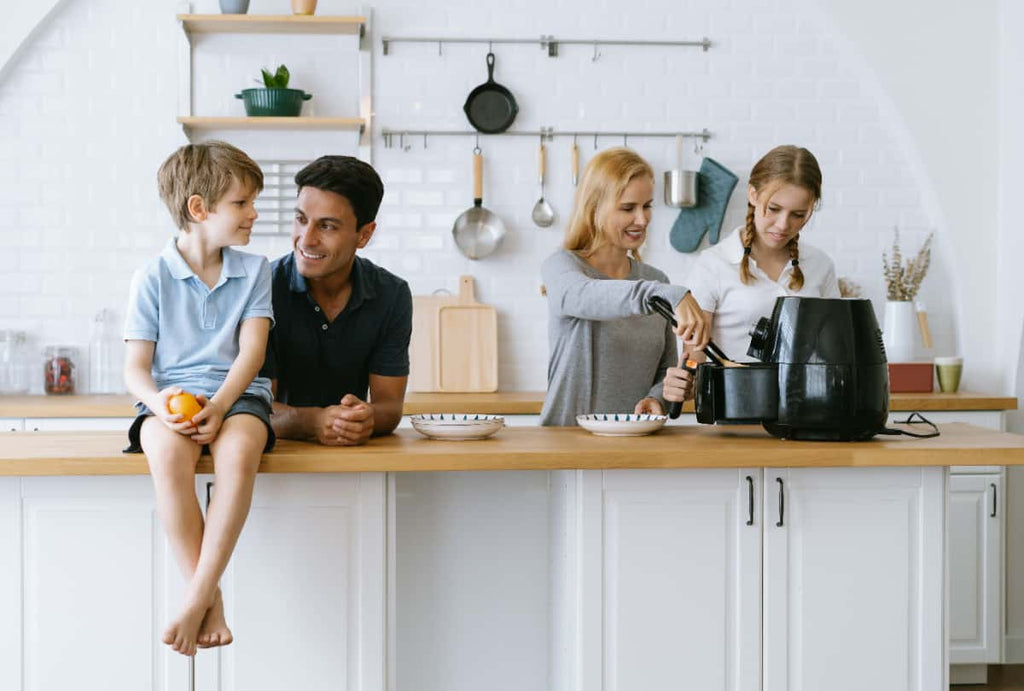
[453,147,507,259]
[664,134,698,208]
[463,52,518,134]
[531,138,555,227]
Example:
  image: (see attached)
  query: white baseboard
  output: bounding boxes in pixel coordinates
[950,665,988,685]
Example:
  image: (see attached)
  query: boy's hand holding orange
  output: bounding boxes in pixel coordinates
[189,394,226,445]
[168,392,202,422]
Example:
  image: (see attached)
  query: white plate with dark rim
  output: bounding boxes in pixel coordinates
[576,413,668,437]
[409,413,505,441]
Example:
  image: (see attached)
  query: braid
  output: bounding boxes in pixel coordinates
[788,235,804,290]
[739,204,756,285]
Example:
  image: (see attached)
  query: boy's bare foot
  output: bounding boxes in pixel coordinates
[163,595,211,657]
[197,590,233,648]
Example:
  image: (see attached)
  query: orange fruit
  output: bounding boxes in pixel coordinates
[167,392,202,421]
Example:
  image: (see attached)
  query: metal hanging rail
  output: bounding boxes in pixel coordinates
[381,35,711,57]
[380,127,712,150]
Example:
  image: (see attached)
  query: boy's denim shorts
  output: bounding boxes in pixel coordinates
[124,394,276,454]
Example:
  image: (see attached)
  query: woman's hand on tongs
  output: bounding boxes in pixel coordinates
[673,292,709,351]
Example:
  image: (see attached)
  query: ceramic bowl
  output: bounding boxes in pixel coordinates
[576,413,668,437]
[409,413,505,441]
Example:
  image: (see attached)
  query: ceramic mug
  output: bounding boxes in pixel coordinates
[935,356,963,393]
[291,0,317,14]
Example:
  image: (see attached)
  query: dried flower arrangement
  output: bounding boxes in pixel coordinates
[882,228,933,301]
[838,277,863,298]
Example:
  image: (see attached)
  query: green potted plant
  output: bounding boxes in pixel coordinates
[234,64,312,117]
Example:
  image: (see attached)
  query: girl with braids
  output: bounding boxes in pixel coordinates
[687,145,840,363]
[540,148,709,426]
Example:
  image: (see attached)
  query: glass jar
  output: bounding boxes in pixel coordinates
[0,330,29,394]
[43,346,78,395]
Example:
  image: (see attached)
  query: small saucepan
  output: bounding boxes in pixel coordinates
[452,148,507,259]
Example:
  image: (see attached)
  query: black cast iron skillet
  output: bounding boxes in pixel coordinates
[463,53,518,134]
[648,295,744,418]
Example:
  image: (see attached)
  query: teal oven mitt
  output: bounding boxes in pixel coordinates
[669,157,739,253]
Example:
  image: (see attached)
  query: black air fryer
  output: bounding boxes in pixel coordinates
[695,297,890,441]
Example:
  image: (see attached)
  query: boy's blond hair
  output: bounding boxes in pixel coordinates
[157,141,264,230]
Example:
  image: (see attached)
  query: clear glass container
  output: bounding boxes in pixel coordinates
[90,309,121,394]
[43,345,78,395]
[0,330,29,394]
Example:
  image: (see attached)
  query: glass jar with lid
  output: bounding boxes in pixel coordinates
[43,345,78,395]
[0,330,29,394]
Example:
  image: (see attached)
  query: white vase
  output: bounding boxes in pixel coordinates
[882,300,918,362]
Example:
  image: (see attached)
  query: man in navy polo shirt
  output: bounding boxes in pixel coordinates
[262,156,412,446]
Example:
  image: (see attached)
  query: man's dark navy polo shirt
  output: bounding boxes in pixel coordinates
[262,253,412,407]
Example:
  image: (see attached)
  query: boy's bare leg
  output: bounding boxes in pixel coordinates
[189,414,266,649]
[140,417,204,656]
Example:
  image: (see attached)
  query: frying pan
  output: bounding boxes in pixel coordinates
[463,53,518,134]
[452,149,507,260]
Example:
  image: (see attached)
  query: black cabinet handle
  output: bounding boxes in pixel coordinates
[991,483,998,518]
[206,481,214,511]
[746,475,754,526]
[776,478,785,527]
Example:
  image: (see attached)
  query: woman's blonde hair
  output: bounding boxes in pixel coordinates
[563,147,654,261]
[157,140,264,230]
[741,145,822,290]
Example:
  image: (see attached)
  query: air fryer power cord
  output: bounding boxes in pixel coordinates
[878,411,941,438]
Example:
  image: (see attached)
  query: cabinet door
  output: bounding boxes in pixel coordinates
[20,476,165,691]
[25,417,134,431]
[0,478,20,691]
[214,473,385,691]
[576,469,762,691]
[0,418,23,431]
[763,467,945,691]
[949,473,1003,663]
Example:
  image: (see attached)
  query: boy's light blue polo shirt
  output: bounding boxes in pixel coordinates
[124,239,275,406]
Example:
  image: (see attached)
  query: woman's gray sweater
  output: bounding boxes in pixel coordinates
[540,249,690,426]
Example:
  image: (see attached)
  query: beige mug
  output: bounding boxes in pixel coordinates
[935,356,963,393]
[291,0,317,14]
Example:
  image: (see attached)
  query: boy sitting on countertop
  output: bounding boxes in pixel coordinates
[123,141,274,657]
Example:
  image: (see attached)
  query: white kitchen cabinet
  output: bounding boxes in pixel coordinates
[17,476,167,691]
[949,473,1003,664]
[762,467,945,691]
[0,478,20,691]
[0,417,22,431]
[211,472,386,691]
[573,468,762,691]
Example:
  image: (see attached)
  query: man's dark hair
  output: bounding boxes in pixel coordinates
[294,155,384,229]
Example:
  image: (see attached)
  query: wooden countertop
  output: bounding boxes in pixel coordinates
[3,423,1024,476]
[0,391,1016,418]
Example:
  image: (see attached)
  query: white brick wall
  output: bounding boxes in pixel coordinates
[0,0,959,392]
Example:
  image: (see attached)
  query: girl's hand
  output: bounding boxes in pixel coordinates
[674,293,709,351]
[663,356,696,403]
[634,397,665,416]
[149,386,198,436]
[189,395,225,445]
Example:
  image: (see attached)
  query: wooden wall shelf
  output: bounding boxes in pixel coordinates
[177,14,365,36]
[177,116,365,132]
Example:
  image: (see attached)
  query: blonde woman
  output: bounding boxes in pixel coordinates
[540,148,708,426]
[687,145,840,363]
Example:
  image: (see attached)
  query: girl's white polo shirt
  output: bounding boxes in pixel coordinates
[686,227,840,363]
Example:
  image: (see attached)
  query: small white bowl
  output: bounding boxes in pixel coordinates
[576,413,668,437]
[409,413,505,441]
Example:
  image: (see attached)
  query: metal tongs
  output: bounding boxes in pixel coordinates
[648,295,746,419]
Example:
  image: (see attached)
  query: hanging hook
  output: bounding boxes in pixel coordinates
[573,133,578,147]
[423,133,428,149]
[438,41,443,57]
[591,42,601,62]
[622,133,628,147]
[593,133,598,150]
[694,137,705,157]
[402,132,412,152]
[488,41,493,53]
[475,133,481,154]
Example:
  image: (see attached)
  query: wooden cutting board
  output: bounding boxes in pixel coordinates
[409,276,498,392]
